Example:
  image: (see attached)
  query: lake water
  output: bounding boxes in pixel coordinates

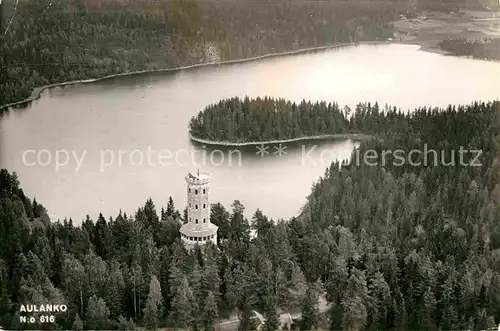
[1,44,500,222]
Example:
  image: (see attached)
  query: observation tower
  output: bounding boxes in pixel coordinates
[179,170,218,249]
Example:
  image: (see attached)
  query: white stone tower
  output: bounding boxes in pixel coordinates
[179,170,218,249]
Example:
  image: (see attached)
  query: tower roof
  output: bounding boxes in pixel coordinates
[186,171,210,184]
[188,171,210,180]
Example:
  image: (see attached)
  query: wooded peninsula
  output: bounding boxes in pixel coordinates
[1,99,499,330]
[189,96,497,145]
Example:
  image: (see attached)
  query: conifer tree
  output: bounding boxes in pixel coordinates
[263,297,280,331]
[143,296,159,330]
[170,277,197,328]
[202,291,219,331]
[143,274,163,329]
[118,315,136,330]
[300,284,319,330]
[239,301,257,331]
[72,313,83,330]
[85,295,110,330]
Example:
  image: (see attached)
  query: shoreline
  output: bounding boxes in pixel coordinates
[2,7,500,113]
[1,40,409,112]
[189,133,373,147]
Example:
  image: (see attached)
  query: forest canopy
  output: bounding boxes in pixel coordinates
[189,96,498,145]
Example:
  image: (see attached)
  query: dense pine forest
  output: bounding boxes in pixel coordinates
[189,97,347,142]
[439,38,500,61]
[1,100,499,330]
[0,0,472,107]
[189,96,499,143]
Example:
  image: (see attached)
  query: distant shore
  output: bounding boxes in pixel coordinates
[0,40,411,112]
[189,133,373,147]
[3,7,498,112]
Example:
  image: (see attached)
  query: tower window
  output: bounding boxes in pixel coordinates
[189,217,192,222]
[203,236,206,240]
[189,188,191,193]
[189,237,193,240]
[195,204,198,209]
[203,189,206,194]
[203,204,206,209]
[189,203,191,208]
[203,218,206,223]
[195,189,198,194]
[196,219,198,224]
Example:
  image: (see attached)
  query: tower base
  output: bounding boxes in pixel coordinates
[180,222,218,250]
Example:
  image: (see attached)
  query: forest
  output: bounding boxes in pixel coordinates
[439,38,500,61]
[0,0,470,107]
[189,96,499,144]
[0,99,499,330]
[189,97,362,142]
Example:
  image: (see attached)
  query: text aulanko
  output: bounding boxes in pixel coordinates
[19,304,68,313]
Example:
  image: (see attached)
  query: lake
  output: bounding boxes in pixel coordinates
[1,43,499,222]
